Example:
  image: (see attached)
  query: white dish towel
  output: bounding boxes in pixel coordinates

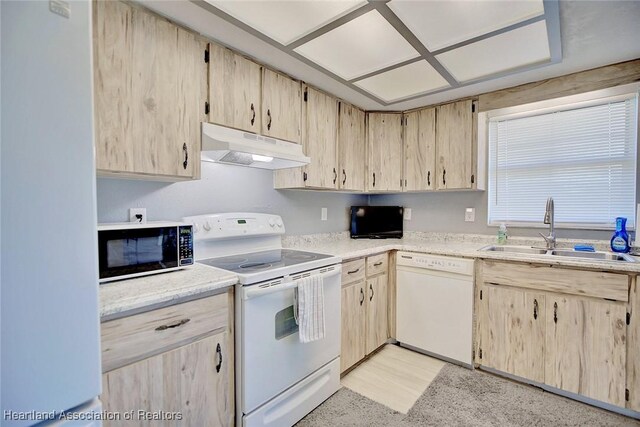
[295,275,325,343]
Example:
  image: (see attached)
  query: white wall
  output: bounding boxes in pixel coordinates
[1,1,101,423]
[97,162,367,234]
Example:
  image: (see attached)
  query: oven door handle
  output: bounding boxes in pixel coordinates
[242,267,341,300]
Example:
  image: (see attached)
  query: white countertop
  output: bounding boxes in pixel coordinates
[99,263,237,320]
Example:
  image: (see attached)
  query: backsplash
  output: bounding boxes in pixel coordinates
[96,162,366,235]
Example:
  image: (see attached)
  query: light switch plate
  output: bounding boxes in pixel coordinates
[129,208,147,223]
[404,208,412,220]
[321,207,328,221]
[465,207,475,222]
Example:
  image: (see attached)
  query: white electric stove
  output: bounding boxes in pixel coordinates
[182,213,342,427]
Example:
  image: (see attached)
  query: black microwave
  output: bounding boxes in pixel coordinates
[350,206,404,239]
[97,222,193,283]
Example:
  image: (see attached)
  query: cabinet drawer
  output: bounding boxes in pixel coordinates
[101,292,229,372]
[342,258,366,286]
[481,260,629,302]
[366,253,388,277]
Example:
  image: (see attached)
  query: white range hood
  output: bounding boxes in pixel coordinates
[201,122,310,170]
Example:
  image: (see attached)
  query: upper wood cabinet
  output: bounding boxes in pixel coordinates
[403,108,436,191]
[435,99,477,190]
[367,113,403,192]
[545,294,627,407]
[93,0,207,180]
[208,43,261,133]
[338,102,366,192]
[262,68,302,143]
[302,86,339,188]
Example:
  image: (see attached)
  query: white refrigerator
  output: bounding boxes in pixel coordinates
[1,1,102,425]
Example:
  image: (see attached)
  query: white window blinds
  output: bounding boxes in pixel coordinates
[488,94,638,229]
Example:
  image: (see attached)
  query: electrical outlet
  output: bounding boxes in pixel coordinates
[404,208,412,220]
[129,208,147,223]
[465,207,475,222]
[321,207,327,221]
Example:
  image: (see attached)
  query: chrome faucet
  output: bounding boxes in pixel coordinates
[539,197,556,250]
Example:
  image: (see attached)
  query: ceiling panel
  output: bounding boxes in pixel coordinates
[354,60,449,102]
[205,0,367,45]
[388,0,544,51]
[294,10,420,81]
[436,20,551,83]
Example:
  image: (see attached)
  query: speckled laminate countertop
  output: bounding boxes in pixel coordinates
[99,263,237,321]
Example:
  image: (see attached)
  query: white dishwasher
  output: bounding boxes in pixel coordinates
[396,251,474,366]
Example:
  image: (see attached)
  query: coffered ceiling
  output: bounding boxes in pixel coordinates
[140,0,640,111]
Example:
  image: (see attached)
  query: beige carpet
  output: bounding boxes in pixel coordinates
[297,362,640,426]
[341,345,445,413]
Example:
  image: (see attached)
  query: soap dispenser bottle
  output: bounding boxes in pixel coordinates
[611,217,630,253]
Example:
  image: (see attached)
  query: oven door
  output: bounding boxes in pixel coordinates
[239,265,341,415]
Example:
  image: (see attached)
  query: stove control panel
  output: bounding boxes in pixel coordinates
[182,213,285,241]
[396,251,474,276]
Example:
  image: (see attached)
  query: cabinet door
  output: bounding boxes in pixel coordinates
[366,274,388,354]
[341,280,367,373]
[628,277,640,411]
[436,100,475,190]
[101,333,232,426]
[262,68,301,143]
[480,285,545,383]
[367,113,403,192]
[545,295,627,406]
[338,102,366,191]
[302,86,338,189]
[208,42,261,133]
[403,108,436,191]
[94,1,207,180]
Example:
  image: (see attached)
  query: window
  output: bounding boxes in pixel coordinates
[487,90,638,229]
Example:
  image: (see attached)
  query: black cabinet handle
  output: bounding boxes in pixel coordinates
[342,169,346,186]
[266,109,272,130]
[215,343,222,373]
[372,172,376,187]
[554,302,558,324]
[155,318,190,331]
[333,168,337,184]
[373,262,383,267]
[182,143,188,170]
[427,171,431,186]
[533,299,538,320]
[250,103,256,126]
[360,288,364,306]
[347,268,360,274]
[369,283,374,301]
[442,169,446,185]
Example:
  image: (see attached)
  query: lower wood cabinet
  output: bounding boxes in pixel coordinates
[100,290,234,425]
[477,260,629,408]
[628,276,640,411]
[340,254,389,373]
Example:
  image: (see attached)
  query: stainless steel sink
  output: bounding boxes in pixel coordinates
[550,250,636,262]
[480,245,548,255]
[479,245,636,262]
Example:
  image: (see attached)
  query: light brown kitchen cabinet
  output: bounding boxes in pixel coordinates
[367,113,403,192]
[366,273,388,354]
[262,68,301,143]
[100,291,234,426]
[628,277,640,411]
[341,279,367,373]
[102,333,231,427]
[338,102,366,191]
[93,0,207,180]
[480,284,546,383]
[545,294,627,406]
[435,100,477,190]
[208,42,261,133]
[403,108,436,191]
[340,254,389,374]
[477,260,631,409]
